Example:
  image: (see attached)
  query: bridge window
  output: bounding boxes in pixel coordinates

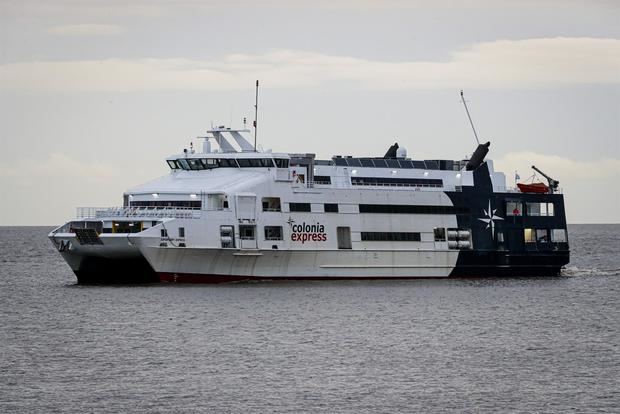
[199,158,219,169]
[264,226,283,241]
[177,159,190,170]
[187,158,202,170]
[167,160,179,170]
[236,158,275,167]
[275,159,289,168]
[218,159,238,168]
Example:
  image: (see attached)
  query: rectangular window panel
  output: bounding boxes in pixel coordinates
[178,227,185,238]
[434,228,446,241]
[361,232,421,242]
[314,175,332,185]
[324,203,339,213]
[239,225,256,240]
[264,226,283,240]
[496,231,505,243]
[552,229,567,242]
[506,201,522,216]
[262,197,281,212]
[526,202,542,216]
[524,228,536,243]
[536,229,549,242]
[289,203,311,212]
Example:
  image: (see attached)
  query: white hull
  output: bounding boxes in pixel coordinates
[136,240,460,282]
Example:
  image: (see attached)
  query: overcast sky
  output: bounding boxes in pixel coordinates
[0,0,618,225]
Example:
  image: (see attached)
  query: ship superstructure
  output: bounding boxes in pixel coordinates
[49,124,570,283]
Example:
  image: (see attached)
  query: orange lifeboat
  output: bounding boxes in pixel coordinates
[517,182,549,194]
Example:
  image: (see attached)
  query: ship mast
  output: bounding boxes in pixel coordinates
[460,90,480,145]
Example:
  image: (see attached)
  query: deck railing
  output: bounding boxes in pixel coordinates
[76,206,202,219]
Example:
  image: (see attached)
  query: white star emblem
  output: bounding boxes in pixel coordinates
[478,199,504,238]
[286,217,295,228]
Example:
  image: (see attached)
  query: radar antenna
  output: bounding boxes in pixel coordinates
[460,90,480,145]
[253,80,259,152]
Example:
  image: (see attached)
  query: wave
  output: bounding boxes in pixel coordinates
[562,265,620,277]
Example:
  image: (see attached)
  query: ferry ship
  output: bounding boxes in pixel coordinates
[49,97,570,283]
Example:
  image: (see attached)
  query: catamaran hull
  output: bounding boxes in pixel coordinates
[49,233,158,284]
[137,245,568,283]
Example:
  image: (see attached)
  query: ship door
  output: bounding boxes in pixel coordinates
[236,194,257,249]
[235,194,256,221]
[507,229,524,251]
[337,227,352,249]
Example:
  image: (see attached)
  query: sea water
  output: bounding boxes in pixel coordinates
[1,225,618,413]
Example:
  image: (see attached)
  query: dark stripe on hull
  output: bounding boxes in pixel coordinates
[159,273,450,283]
[159,266,568,284]
[73,256,158,284]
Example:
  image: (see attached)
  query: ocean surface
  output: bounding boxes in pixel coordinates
[1,224,618,413]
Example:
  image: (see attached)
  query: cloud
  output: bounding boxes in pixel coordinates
[494,152,620,181]
[47,24,124,36]
[1,37,618,93]
[0,153,121,182]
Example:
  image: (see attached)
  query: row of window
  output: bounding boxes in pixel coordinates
[361,232,421,242]
[265,200,467,215]
[359,204,470,215]
[167,158,290,170]
[351,177,443,188]
[332,157,460,171]
[507,201,555,216]
[238,226,424,242]
[523,228,567,243]
[312,176,444,188]
[130,201,202,209]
